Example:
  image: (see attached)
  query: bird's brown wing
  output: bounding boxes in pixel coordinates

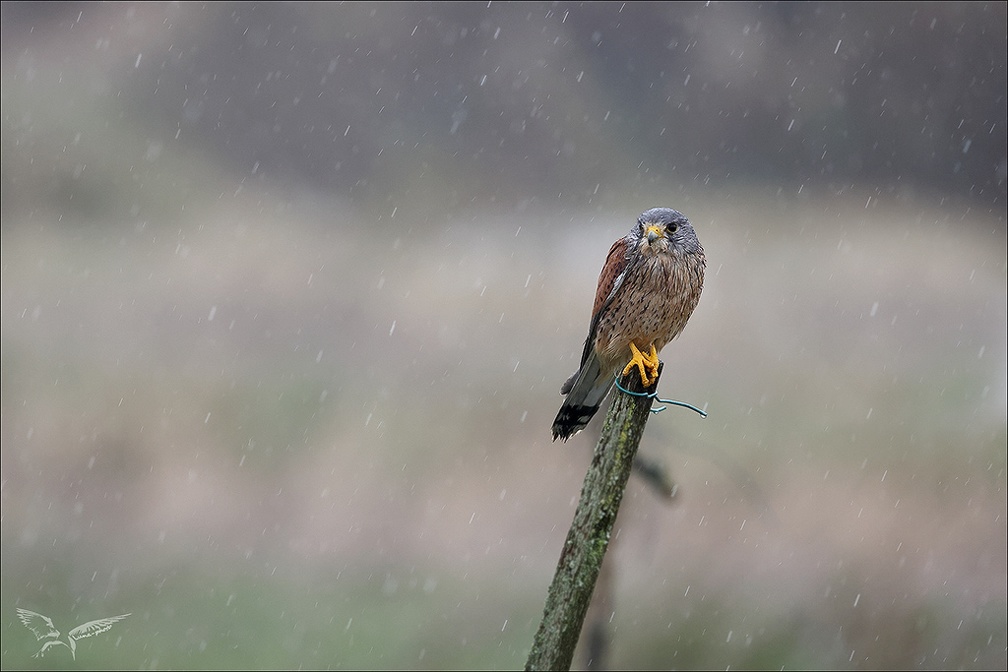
[592,236,630,319]
[576,236,630,368]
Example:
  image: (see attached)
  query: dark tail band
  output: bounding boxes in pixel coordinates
[551,404,600,442]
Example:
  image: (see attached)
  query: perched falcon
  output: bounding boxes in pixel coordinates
[552,207,705,442]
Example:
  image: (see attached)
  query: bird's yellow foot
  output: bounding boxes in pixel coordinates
[622,342,660,387]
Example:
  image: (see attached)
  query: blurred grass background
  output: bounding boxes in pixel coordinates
[2,2,1006,669]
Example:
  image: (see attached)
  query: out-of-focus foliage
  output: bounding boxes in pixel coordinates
[2,2,1005,222]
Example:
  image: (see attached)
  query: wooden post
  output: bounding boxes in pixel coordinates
[525,364,662,671]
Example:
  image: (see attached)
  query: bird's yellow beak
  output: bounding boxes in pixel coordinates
[645,224,663,243]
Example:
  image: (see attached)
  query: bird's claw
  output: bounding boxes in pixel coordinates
[622,342,660,387]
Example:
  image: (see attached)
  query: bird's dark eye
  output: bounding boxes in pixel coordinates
[668,223,678,233]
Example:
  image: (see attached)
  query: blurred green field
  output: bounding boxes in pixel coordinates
[2,190,1005,669]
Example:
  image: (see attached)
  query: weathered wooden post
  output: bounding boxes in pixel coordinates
[525,365,664,671]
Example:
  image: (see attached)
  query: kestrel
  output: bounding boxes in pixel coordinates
[552,207,705,442]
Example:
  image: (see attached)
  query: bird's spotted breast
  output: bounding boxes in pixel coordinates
[594,249,703,374]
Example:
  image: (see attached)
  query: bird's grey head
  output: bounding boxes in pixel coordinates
[632,207,701,257]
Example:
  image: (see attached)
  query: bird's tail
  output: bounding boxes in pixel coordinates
[552,350,614,441]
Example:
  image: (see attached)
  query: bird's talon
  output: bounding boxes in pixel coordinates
[622,342,660,387]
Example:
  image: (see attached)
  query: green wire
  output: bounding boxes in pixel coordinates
[613,376,708,418]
